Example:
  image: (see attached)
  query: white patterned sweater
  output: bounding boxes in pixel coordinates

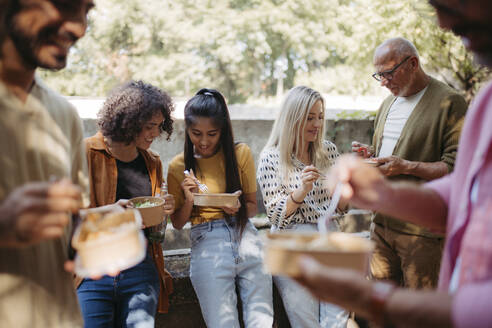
[257,140,340,229]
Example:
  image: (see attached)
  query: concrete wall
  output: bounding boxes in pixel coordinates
[82,118,374,212]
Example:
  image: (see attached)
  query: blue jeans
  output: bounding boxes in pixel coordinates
[273,224,349,328]
[190,218,274,328]
[77,252,160,328]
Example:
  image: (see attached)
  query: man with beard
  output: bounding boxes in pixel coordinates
[296,1,492,327]
[0,0,94,327]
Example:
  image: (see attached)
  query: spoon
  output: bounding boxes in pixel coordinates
[318,182,342,234]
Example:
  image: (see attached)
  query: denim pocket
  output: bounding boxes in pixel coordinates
[190,228,207,247]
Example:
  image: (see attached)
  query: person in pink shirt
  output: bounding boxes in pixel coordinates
[296,1,492,327]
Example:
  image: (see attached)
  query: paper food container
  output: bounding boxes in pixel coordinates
[264,231,374,277]
[130,196,165,227]
[193,193,239,207]
[72,209,146,277]
[363,159,380,167]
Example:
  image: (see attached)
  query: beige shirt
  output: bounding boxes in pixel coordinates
[0,77,89,328]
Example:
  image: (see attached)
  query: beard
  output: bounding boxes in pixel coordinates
[452,24,492,69]
[7,18,68,70]
[474,52,492,68]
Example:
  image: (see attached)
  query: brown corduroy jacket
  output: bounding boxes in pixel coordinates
[77,131,173,313]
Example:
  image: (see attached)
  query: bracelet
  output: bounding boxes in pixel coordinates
[369,281,396,327]
[290,193,303,205]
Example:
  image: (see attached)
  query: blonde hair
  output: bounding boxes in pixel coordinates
[264,86,331,181]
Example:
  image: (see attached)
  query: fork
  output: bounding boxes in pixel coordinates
[184,170,209,193]
[318,182,342,234]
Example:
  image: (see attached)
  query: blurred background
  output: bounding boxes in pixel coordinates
[40,0,490,107]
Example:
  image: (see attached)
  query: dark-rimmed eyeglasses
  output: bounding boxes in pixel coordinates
[372,56,411,82]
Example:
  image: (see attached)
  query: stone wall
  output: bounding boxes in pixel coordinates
[82,118,373,167]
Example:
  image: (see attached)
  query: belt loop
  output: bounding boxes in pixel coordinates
[208,221,212,232]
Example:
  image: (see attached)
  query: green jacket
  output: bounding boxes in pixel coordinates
[372,77,467,237]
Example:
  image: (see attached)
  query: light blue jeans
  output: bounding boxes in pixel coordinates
[273,223,349,328]
[190,218,274,328]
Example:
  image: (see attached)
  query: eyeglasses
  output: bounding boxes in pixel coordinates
[372,56,411,82]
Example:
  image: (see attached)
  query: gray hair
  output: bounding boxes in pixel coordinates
[375,37,420,60]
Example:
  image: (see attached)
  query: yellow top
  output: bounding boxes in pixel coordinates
[167,143,256,225]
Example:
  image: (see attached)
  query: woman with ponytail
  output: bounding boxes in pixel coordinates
[167,88,273,328]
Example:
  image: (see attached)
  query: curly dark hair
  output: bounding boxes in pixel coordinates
[98,80,174,144]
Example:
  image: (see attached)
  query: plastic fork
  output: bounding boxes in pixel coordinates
[184,170,209,193]
[318,182,342,234]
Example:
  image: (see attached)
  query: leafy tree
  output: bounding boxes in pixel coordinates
[39,0,490,103]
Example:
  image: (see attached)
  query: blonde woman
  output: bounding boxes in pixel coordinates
[257,86,348,328]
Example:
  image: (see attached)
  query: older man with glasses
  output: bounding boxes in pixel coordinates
[296,0,492,325]
[351,37,468,291]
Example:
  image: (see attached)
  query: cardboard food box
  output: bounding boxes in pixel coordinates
[72,209,146,277]
[363,159,380,167]
[264,231,374,277]
[193,193,240,207]
[130,196,165,227]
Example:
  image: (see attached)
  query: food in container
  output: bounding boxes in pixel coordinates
[193,192,240,207]
[264,231,374,277]
[72,209,146,277]
[130,196,165,227]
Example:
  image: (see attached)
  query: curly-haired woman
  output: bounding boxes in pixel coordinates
[76,81,175,327]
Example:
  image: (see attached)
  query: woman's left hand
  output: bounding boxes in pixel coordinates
[162,194,175,215]
[221,191,242,215]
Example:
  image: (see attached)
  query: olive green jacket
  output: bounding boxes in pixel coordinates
[372,77,467,237]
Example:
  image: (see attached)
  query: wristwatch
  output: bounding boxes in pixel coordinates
[369,281,396,327]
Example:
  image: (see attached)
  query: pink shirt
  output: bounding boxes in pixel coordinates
[426,82,492,328]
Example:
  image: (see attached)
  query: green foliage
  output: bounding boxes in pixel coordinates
[336,110,377,120]
[39,0,491,103]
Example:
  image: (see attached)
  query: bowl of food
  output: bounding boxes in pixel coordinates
[72,209,146,277]
[193,192,240,207]
[264,231,374,277]
[129,196,165,227]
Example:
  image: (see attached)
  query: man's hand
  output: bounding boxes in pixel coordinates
[0,179,82,247]
[79,201,127,217]
[64,259,120,280]
[326,154,390,211]
[351,141,373,158]
[376,156,412,176]
[296,256,372,318]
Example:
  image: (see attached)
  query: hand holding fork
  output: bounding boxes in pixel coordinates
[184,169,209,193]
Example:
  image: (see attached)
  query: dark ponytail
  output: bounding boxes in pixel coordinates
[184,89,248,237]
